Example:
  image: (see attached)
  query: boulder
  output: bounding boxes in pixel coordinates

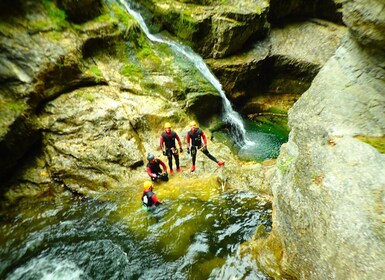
[0,0,123,184]
[342,0,385,50]
[265,0,385,278]
[134,0,270,58]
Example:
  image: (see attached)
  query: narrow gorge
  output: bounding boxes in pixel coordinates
[0,0,384,279]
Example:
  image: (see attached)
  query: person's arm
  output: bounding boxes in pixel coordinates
[201,130,208,146]
[186,133,190,148]
[152,194,161,205]
[160,135,164,151]
[160,135,166,155]
[146,166,157,178]
[159,159,167,172]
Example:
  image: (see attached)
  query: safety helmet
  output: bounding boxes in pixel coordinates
[147,153,155,161]
[164,122,171,129]
[189,120,197,126]
[143,181,153,192]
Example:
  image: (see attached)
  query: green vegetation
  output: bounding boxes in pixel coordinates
[120,63,144,78]
[109,2,137,27]
[176,11,198,40]
[87,65,104,83]
[41,0,68,30]
[76,90,96,102]
[277,155,294,173]
[4,100,28,115]
[356,136,385,154]
[0,100,28,136]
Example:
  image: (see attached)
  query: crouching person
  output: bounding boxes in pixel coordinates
[146,153,169,182]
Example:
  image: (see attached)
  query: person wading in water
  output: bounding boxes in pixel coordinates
[141,181,161,212]
[186,121,224,172]
[160,122,183,175]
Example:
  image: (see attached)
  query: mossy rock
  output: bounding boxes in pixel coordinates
[356,136,385,154]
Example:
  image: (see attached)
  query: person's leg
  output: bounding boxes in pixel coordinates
[191,146,197,171]
[174,153,180,170]
[201,147,218,163]
[201,147,225,166]
[166,149,173,171]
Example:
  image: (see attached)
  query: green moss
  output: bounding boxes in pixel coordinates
[0,100,28,136]
[86,65,103,82]
[356,136,385,154]
[4,101,28,115]
[76,90,96,102]
[176,12,198,40]
[94,14,115,24]
[137,48,162,69]
[120,63,144,78]
[109,2,137,27]
[41,0,68,29]
[277,155,293,173]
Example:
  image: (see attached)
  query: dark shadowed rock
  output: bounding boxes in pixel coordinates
[268,0,343,24]
[56,0,105,23]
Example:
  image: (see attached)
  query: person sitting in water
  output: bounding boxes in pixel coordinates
[142,181,161,212]
[146,153,169,182]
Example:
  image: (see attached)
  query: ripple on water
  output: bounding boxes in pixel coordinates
[1,179,272,280]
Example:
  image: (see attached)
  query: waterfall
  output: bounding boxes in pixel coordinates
[120,0,251,146]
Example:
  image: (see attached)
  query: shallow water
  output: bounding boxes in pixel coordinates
[0,176,272,279]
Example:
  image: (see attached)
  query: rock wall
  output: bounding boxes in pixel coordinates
[270,0,385,278]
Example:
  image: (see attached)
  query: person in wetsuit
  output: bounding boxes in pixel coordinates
[160,122,183,175]
[146,153,169,182]
[186,121,224,172]
[142,181,161,212]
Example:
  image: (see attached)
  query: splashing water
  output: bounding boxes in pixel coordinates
[121,0,252,146]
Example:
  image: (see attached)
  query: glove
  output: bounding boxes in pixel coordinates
[187,147,190,154]
[162,150,166,156]
[179,147,183,153]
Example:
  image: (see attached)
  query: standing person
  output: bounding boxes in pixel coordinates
[146,153,169,182]
[186,121,224,172]
[160,122,183,175]
[141,181,162,212]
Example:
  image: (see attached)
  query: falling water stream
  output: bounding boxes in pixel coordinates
[120,0,249,146]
